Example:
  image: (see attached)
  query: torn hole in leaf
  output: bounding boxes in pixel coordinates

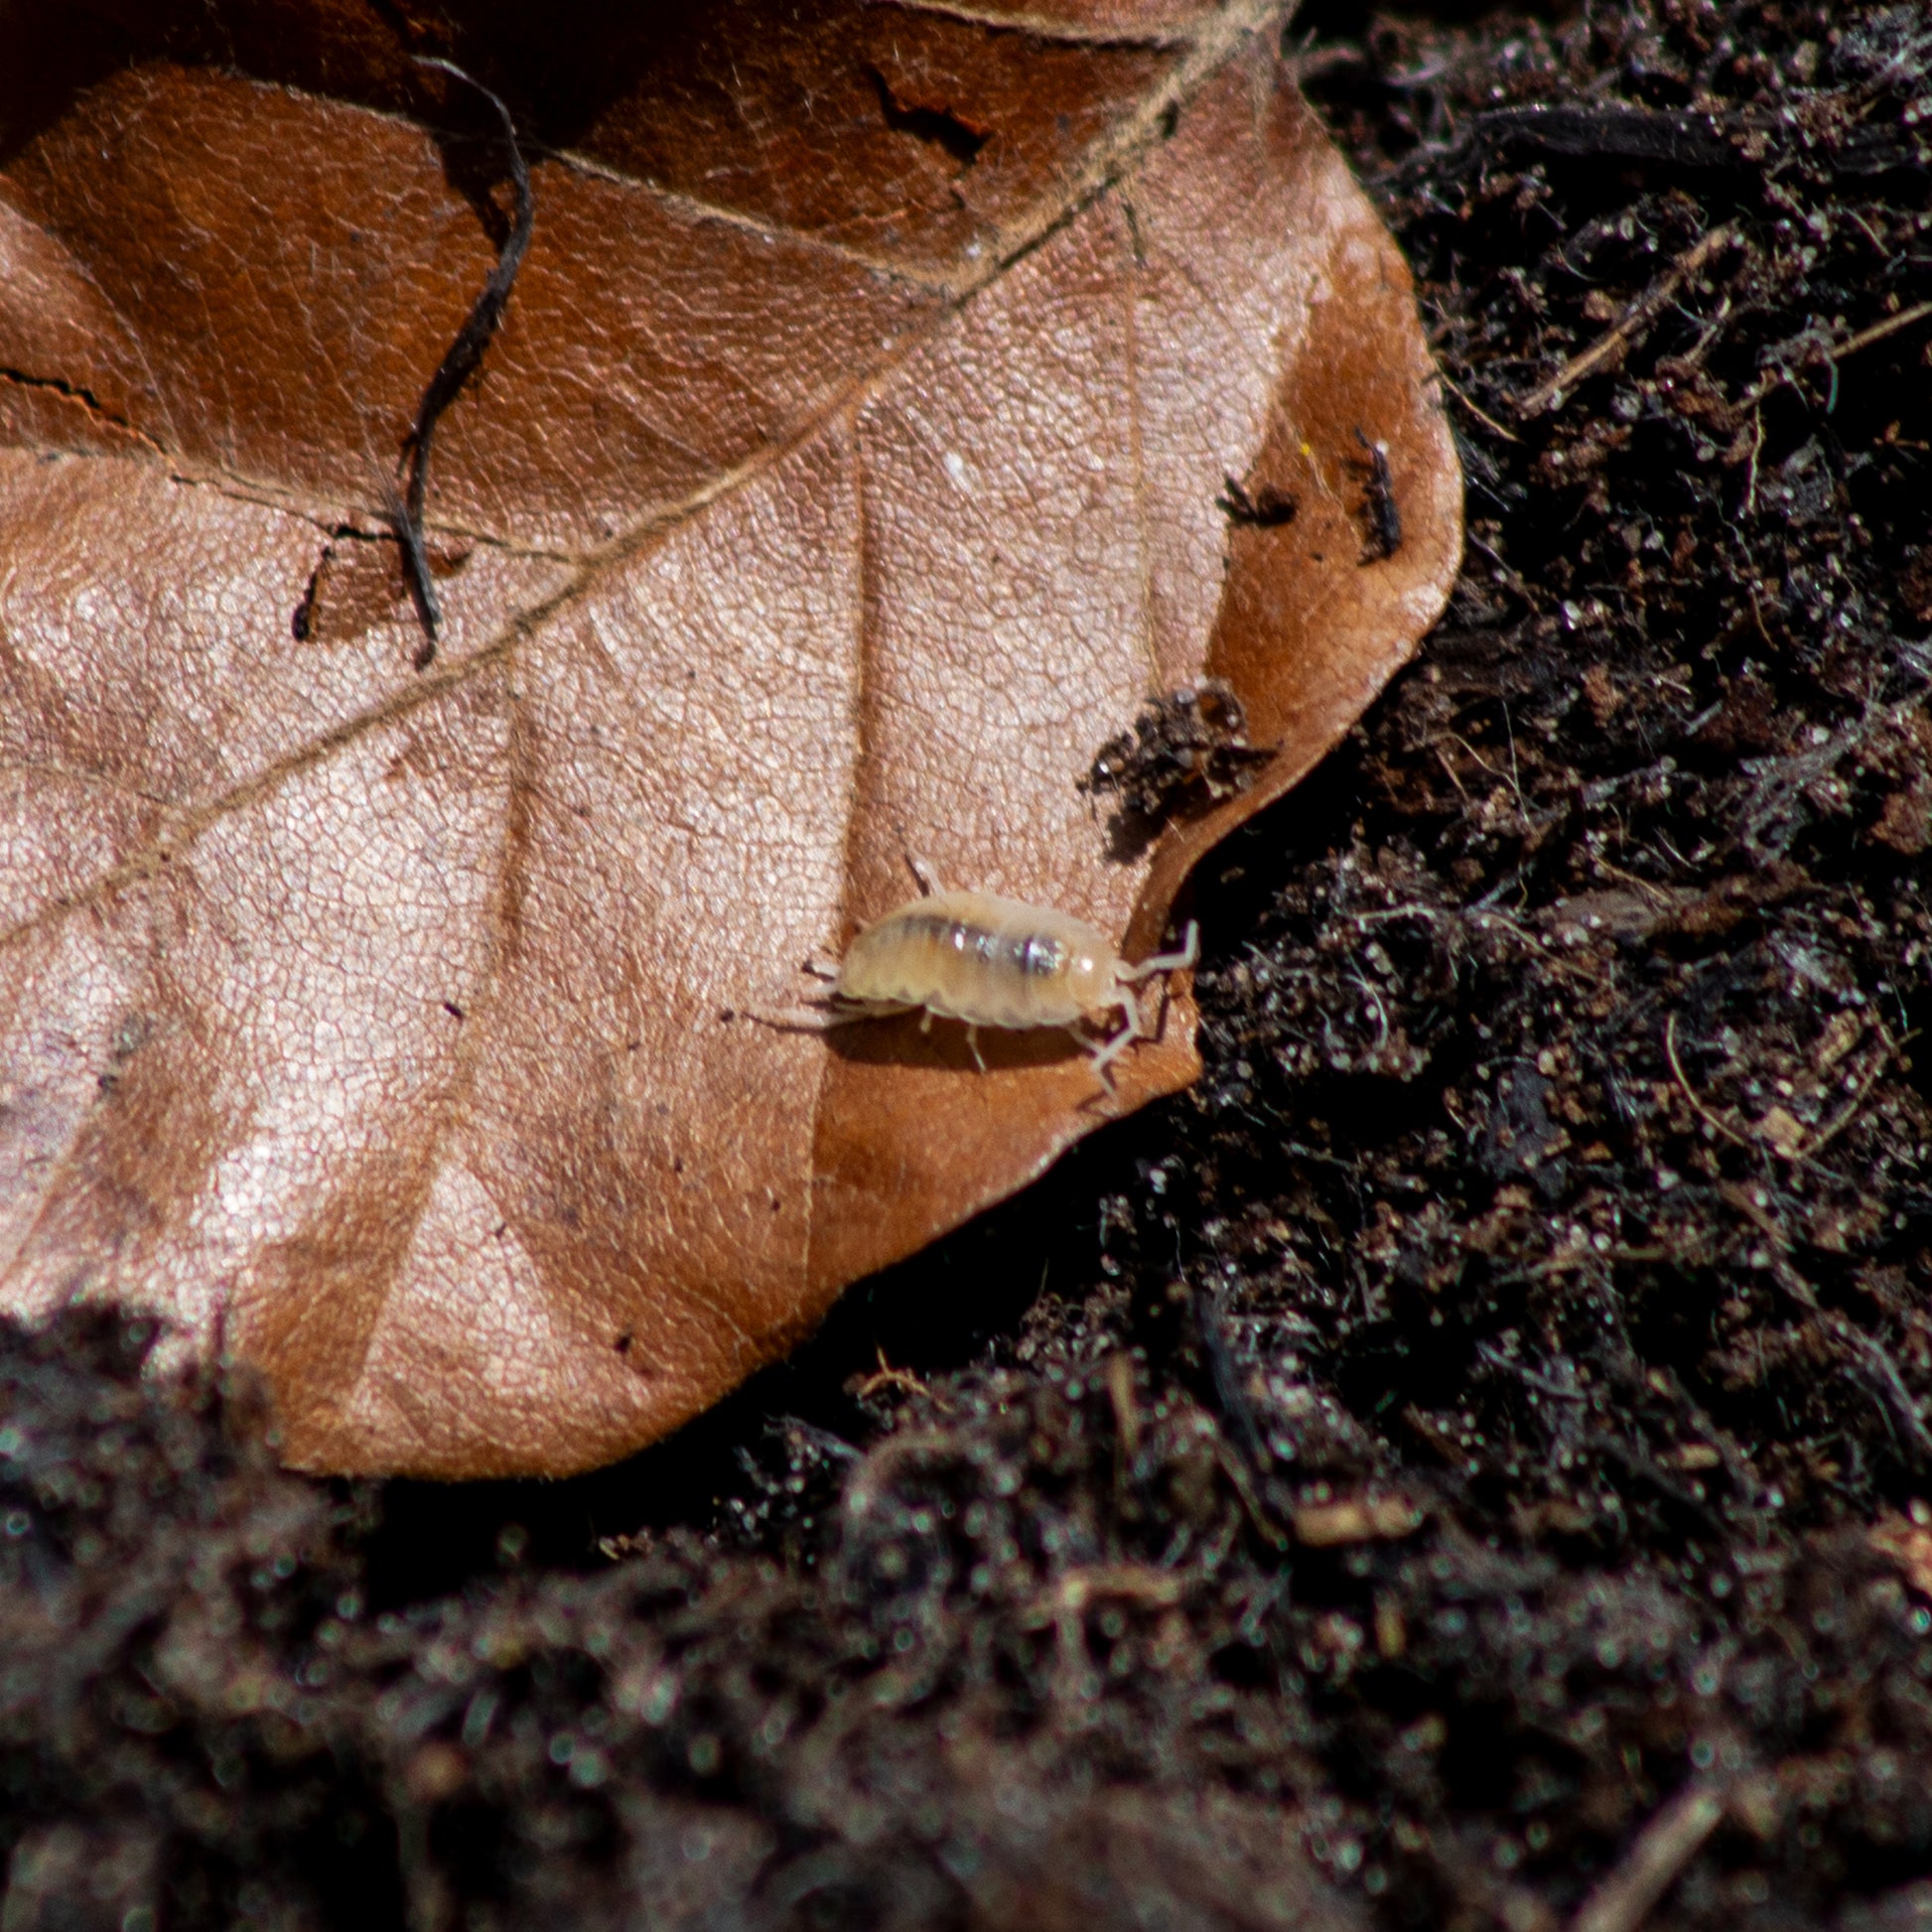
[866,64,990,170]
[292,531,476,646]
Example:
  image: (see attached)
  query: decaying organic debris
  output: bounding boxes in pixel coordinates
[1081,678,1276,850]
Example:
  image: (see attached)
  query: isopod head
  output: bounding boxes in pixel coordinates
[1061,939,1115,1017]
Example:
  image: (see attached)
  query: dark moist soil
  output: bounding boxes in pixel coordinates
[7,5,1932,1928]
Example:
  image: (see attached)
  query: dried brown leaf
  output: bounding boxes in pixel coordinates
[0,0,1459,1474]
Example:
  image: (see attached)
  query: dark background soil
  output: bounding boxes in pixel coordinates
[7,3,1932,1927]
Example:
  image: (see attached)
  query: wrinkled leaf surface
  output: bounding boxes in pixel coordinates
[0,0,1460,1473]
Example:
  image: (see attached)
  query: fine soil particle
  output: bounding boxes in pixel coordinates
[6,4,1932,1927]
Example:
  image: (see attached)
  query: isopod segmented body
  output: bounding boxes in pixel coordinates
[806,868,1197,1088]
[838,892,1114,1031]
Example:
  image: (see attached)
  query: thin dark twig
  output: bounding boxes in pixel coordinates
[1826,1312,1932,1471]
[1734,298,1932,415]
[1516,222,1737,418]
[1664,1013,1756,1152]
[394,57,534,668]
[1193,1284,1271,1469]
[1569,1781,1726,1932]
[1189,1285,1291,1551]
[763,1416,863,1464]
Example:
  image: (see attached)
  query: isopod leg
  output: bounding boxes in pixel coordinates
[1084,992,1142,1091]
[907,855,945,897]
[1119,919,1200,982]
[965,1023,987,1073]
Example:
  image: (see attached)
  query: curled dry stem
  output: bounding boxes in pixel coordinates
[393,58,534,666]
